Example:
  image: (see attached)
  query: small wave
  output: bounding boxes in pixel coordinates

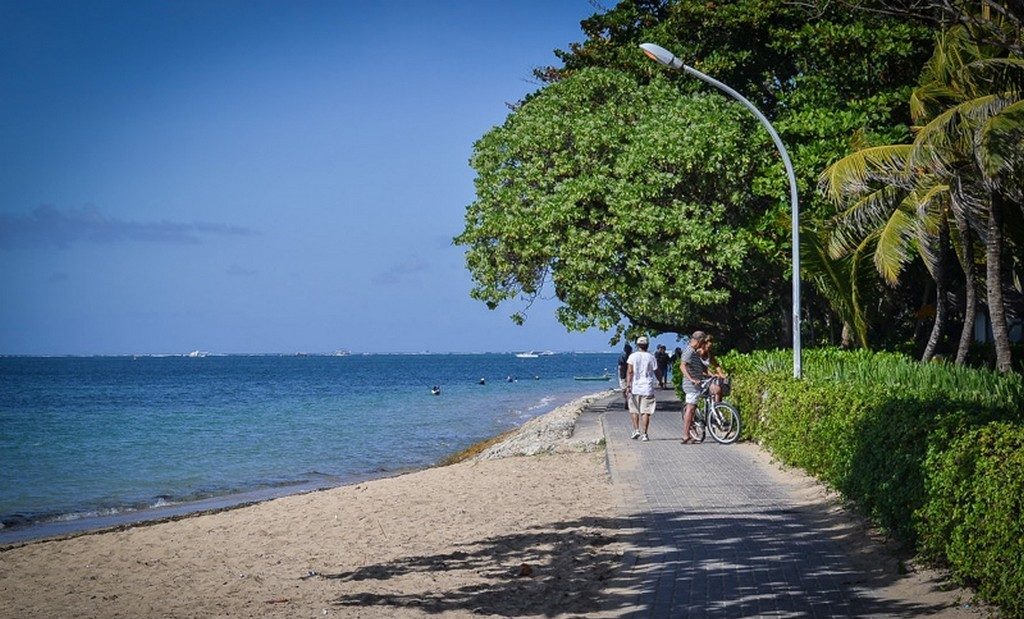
[51,506,130,523]
[526,395,558,411]
[5,496,186,530]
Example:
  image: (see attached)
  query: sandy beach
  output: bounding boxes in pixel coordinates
[0,394,627,618]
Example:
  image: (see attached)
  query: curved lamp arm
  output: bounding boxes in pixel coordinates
[640,43,802,378]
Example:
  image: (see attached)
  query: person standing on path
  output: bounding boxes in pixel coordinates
[654,344,670,389]
[701,335,729,403]
[679,331,713,443]
[617,343,633,410]
[626,336,659,442]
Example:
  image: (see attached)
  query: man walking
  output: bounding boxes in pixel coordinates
[626,336,658,441]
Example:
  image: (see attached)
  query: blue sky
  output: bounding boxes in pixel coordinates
[0,0,631,355]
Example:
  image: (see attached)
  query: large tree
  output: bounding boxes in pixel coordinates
[457,0,935,348]
[456,70,780,348]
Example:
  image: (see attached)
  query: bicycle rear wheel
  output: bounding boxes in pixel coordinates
[708,402,741,444]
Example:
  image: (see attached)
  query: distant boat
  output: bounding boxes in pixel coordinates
[515,351,539,358]
[332,349,350,356]
[539,350,557,356]
[186,350,208,358]
[574,373,611,381]
[431,386,441,396]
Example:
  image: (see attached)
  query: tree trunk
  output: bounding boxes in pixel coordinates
[913,279,933,344]
[841,322,854,349]
[922,221,949,362]
[953,210,976,365]
[987,192,1013,373]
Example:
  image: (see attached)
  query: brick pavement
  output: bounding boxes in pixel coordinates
[582,389,970,618]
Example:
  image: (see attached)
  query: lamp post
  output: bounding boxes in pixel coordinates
[640,43,802,378]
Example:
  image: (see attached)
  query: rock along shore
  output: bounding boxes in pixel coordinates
[473,390,614,460]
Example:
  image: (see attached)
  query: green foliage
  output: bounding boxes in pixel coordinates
[818,22,1024,371]
[919,424,1024,616]
[457,68,782,346]
[724,348,1024,611]
[458,0,935,347]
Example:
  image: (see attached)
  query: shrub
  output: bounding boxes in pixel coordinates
[722,349,1024,614]
[918,424,1024,616]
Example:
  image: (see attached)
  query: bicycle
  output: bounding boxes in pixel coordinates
[687,378,741,444]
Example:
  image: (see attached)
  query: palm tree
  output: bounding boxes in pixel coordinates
[909,25,1024,372]
[820,142,965,361]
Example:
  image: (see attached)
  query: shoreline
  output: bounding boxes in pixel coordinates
[0,390,614,550]
[0,389,624,619]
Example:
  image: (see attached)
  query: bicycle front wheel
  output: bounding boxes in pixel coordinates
[708,402,741,444]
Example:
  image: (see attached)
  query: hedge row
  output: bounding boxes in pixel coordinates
[721,349,1024,616]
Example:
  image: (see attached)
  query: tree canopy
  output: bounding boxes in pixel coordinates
[457,69,780,347]
[457,0,935,348]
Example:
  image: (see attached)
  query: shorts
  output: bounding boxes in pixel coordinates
[629,394,656,416]
[619,376,628,391]
[684,390,700,405]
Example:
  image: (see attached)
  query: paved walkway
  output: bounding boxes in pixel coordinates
[577,389,973,618]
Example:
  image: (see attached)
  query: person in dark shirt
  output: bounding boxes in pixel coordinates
[617,343,633,410]
[654,344,670,389]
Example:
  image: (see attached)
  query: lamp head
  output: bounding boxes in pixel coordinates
[639,43,684,70]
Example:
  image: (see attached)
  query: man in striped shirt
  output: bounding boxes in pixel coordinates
[679,330,712,443]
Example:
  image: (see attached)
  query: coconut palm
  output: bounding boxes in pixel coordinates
[820,144,964,362]
[909,25,1024,372]
[820,21,1022,372]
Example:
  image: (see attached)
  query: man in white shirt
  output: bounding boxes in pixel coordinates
[625,336,659,441]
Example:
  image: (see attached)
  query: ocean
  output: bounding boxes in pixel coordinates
[0,353,617,543]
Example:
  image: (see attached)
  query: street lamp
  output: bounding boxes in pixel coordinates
[640,43,802,378]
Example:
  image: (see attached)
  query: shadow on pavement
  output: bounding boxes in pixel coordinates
[313,506,956,617]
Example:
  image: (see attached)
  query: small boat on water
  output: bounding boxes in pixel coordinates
[431,386,441,395]
[574,373,612,381]
[515,351,539,358]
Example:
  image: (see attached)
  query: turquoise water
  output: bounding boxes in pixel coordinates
[0,353,616,540]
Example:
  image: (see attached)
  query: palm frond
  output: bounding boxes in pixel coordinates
[979,99,1024,179]
[819,145,914,203]
[874,203,918,285]
[912,180,951,220]
[801,226,871,348]
[911,82,963,122]
[910,94,1014,172]
[962,57,1024,96]
[849,233,877,346]
[827,186,907,259]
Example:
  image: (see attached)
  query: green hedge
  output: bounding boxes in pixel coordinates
[720,349,1024,615]
[918,424,1024,617]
